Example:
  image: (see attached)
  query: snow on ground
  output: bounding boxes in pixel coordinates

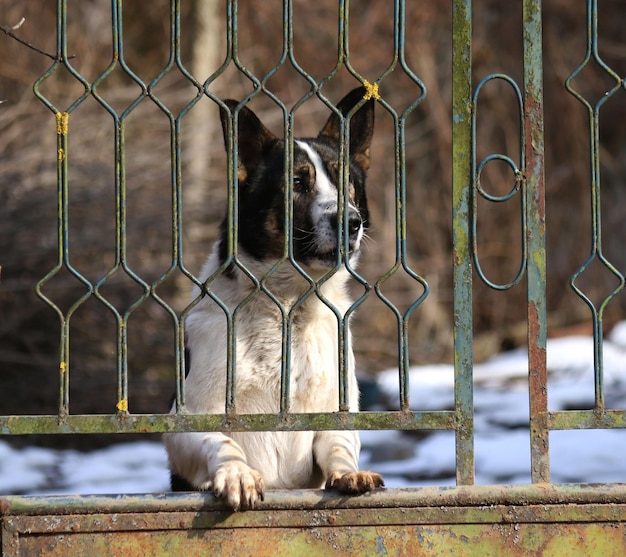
[369,321,626,488]
[1,322,626,496]
[0,441,171,496]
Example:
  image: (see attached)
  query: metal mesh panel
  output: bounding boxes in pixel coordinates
[0,0,624,492]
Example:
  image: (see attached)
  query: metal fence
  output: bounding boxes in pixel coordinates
[3,1,626,554]
[1,0,625,492]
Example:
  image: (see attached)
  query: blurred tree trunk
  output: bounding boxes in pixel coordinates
[186,0,221,241]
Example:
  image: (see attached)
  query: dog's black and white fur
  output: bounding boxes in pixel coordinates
[163,87,384,510]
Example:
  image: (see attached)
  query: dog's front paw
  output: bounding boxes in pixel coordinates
[325,470,385,494]
[212,461,265,511]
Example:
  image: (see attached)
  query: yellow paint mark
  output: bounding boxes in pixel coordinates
[363,81,380,101]
[60,361,67,373]
[116,399,128,412]
[56,111,69,135]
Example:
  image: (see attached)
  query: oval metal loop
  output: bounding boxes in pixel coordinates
[471,74,526,290]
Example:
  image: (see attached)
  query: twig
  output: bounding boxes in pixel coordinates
[12,17,25,30]
[1,17,76,61]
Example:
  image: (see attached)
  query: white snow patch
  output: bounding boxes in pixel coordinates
[1,321,625,494]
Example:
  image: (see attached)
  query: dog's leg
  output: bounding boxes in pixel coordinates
[163,431,264,510]
[313,430,384,495]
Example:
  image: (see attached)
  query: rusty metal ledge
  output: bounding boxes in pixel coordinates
[3,486,626,556]
[3,484,626,516]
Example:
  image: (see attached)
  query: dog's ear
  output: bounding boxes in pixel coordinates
[318,86,375,173]
[220,101,278,184]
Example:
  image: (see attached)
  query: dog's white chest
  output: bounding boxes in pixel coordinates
[232,303,345,413]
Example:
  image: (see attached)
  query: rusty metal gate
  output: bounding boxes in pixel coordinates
[2,0,626,555]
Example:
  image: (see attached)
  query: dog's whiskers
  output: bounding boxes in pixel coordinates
[292,226,315,242]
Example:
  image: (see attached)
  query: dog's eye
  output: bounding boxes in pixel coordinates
[293,177,308,193]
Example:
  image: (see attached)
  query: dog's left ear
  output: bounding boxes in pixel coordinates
[318,86,375,173]
[219,100,278,185]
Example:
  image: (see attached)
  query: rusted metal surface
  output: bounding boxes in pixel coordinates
[6,484,626,514]
[3,487,626,556]
[0,410,457,435]
[522,0,550,486]
[5,518,626,556]
[549,409,626,430]
[451,0,475,488]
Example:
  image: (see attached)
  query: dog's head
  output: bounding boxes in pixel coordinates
[218,87,374,272]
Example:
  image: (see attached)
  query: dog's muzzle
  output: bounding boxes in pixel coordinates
[331,208,362,250]
[311,207,363,266]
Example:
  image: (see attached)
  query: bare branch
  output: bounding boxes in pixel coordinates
[1,17,76,61]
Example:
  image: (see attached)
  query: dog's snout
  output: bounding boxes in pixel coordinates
[330,209,362,237]
[347,211,362,236]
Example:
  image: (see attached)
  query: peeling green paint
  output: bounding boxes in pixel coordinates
[3,487,626,556]
[452,0,475,486]
[0,411,457,436]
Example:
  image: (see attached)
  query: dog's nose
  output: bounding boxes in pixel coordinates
[347,210,362,236]
[331,209,362,238]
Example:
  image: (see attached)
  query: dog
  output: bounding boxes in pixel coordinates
[163,86,384,510]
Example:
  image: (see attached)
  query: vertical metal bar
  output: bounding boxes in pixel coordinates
[337,0,349,411]
[225,0,238,414]
[56,113,70,419]
[523,0,549,484]
[154,0,185,415]
[588,0,605,411]
[452,0,475,485]
[172,0,186,411]
[396,0,410,412]
[56,0,71,419]
[113,0,129,413]
[281,0,294,414]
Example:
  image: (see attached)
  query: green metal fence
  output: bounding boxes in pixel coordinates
[1,0,625,528]
[2,0,625,482]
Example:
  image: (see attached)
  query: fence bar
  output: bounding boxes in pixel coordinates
[549,409,626,430]
[523,0,549,483]
[0,411,456,435]
[5,483,626,516]
[5,486,626,555]
[451,0,475,486]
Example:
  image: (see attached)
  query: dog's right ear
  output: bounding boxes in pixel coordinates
[220,101,278,185]
[318,86,375,173]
